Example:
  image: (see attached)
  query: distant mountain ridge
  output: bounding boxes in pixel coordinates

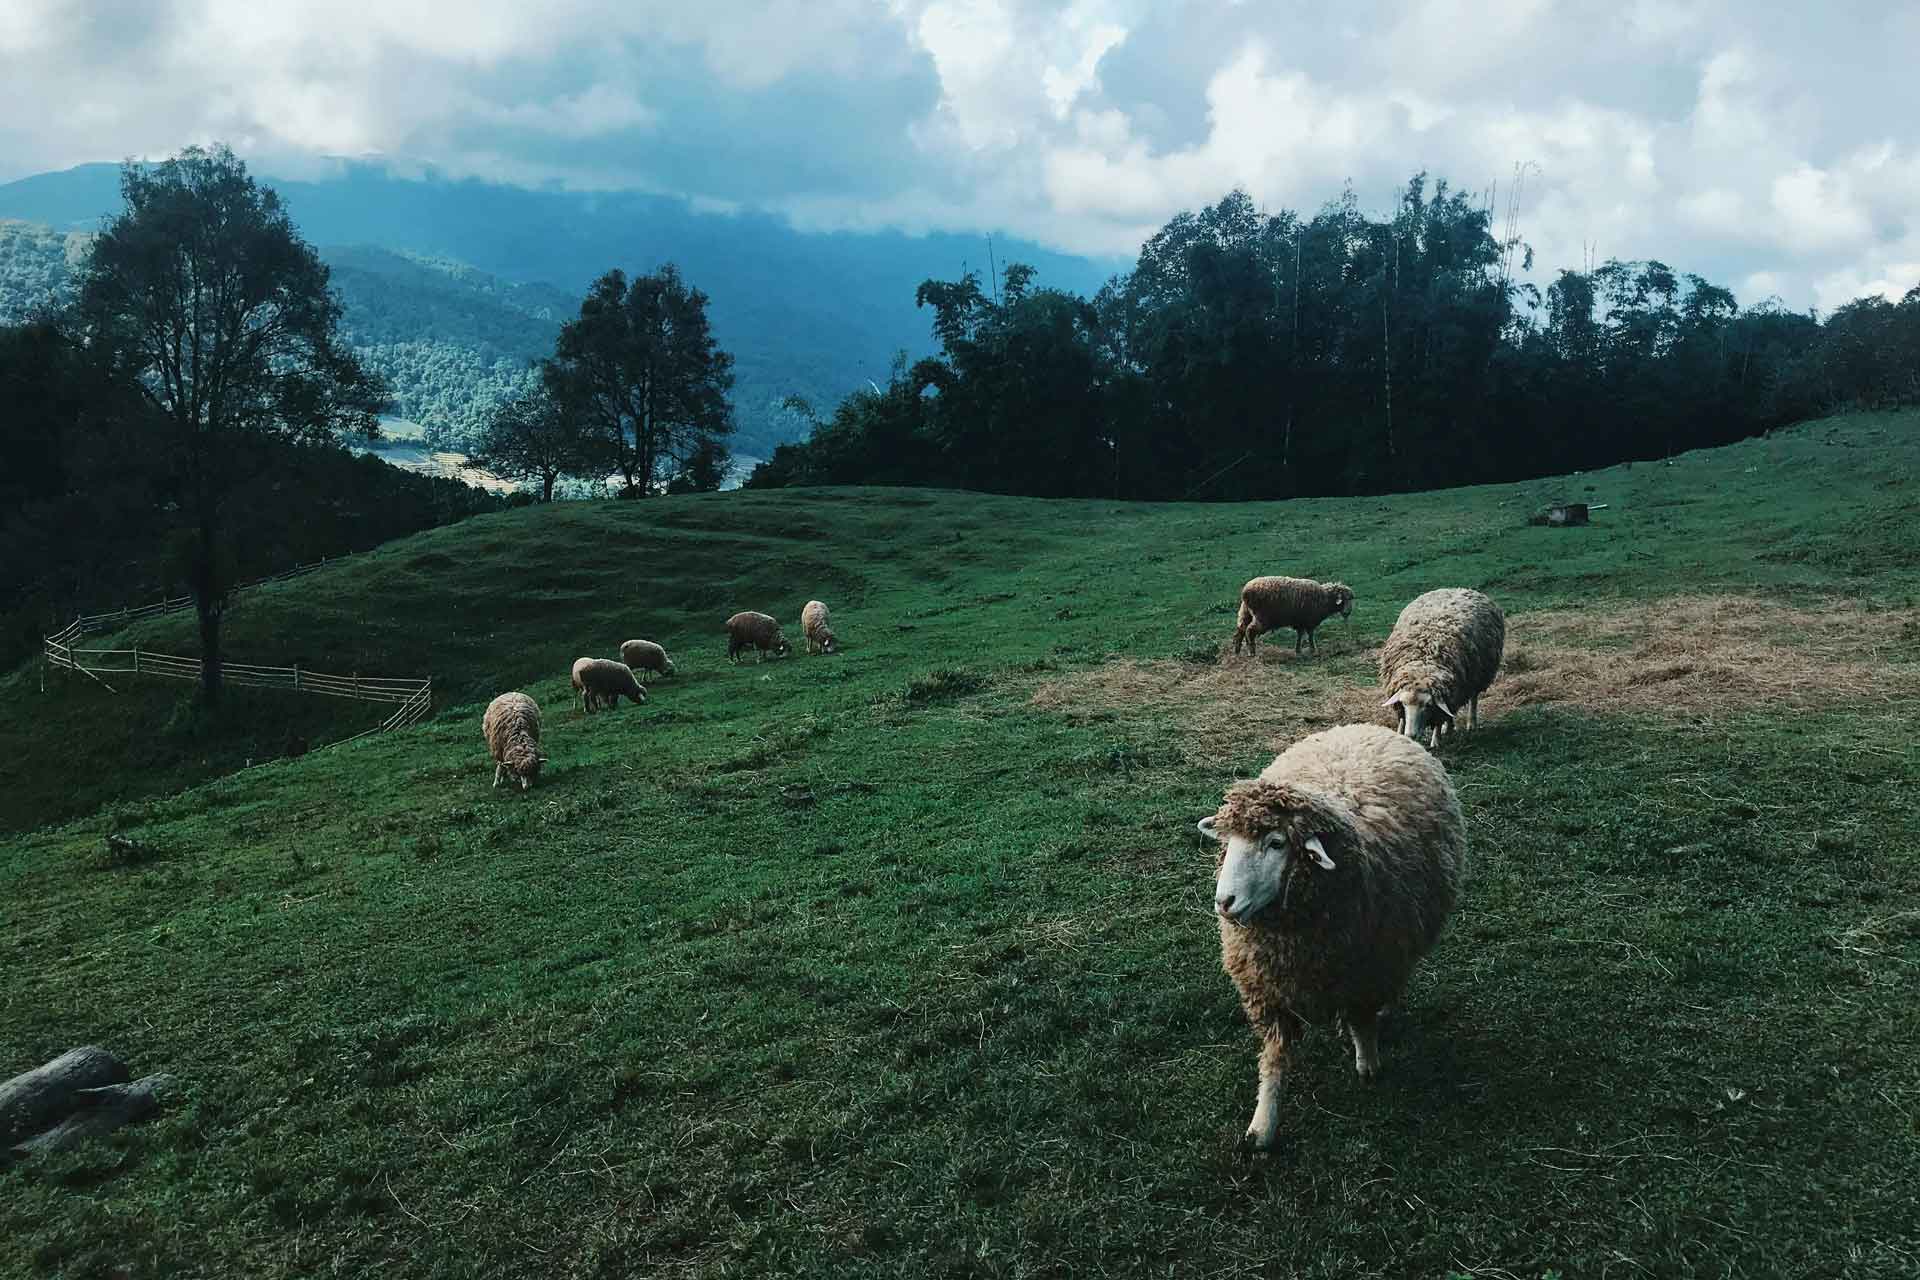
[0,162,1122,455]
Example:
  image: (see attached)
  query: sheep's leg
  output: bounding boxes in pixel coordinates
[1245,1014,1301,1150]
[1294,629,1304,654]
[1347,1007,1381,1080]
[492,763,504,789]
[1470,694,1480,730]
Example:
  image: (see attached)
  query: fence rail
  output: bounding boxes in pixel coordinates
[43,601,433,755]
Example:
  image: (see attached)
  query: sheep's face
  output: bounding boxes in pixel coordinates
[1198,814,1337,925]
[820,630,835,654]
[507,747,543,789]
[1384,687,1453,745]
[1330,584,1355,619]
[773,637,792,657]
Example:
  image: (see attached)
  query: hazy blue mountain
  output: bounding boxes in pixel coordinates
[0,162,1123,454]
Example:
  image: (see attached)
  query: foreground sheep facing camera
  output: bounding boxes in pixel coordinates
[725,611,791,663]
[1199,723,1465,1150]
[482,692,546,791]
[1232,576,1355,657]
[801,600,835,654]
[619,639,676,681]
[1378,588,1506,747]
[571,657,649,712]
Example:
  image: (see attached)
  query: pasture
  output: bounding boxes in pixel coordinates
[2,411,1917,1277]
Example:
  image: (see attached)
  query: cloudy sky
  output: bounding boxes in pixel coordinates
[4,0,1917,310]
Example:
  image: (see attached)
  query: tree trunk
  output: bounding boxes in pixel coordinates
[542,472,556,502]
[0,1047,129,1146]
[198,599,223,702]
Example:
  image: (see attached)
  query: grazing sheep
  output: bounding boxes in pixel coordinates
[572,657,648,712]
[620,639,676,681]
[801,600,835,655]
[1198,722,1465,1149]
[1232,576,1355,657]
[482,692,546,791]
[725,611,790,663]
[1378,588,1506,747]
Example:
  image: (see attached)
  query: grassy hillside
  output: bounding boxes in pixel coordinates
[3,412,1918,1277]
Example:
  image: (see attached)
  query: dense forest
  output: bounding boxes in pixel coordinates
[0,314,500,669]
[750,178,1920,498]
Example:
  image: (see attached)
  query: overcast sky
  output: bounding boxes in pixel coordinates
[4,0,1917,311]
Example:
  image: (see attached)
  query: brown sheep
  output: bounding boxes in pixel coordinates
[725,611,790,663]
[572,657,648,712]
[1232,576,1355,657]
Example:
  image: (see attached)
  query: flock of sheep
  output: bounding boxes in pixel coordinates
[479,600,837,792]
[481,567,1510,1153]
[1208,574,1505,1148]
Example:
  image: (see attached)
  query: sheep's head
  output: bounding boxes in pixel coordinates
[819,628,836,654]
[507,745,544,789]
[1198,781,1344,926]
[1329,583,1355,619]
[773,634,792,657]
[664,657,677,675]
[1383,683,1454,748]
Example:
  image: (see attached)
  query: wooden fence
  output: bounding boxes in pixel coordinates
[42,619,434,745]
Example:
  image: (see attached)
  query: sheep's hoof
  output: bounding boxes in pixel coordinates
[1354,1060,1380,1081]
[1239,1127,1280,1153]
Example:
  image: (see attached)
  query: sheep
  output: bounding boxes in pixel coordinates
[1198,722,1465,1150]
[572,656,648,712]
[801,600,835,655]
[1377,588,1506,748]
[725,611,790,663]
[1232,576,1355,657]
[620,639,676,681]
[482,692,546,791]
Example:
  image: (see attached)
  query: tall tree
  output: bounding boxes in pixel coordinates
[75,145,385,700]
[545,265,735,496]
[466,382,596,501]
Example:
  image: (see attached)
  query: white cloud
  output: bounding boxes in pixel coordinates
[3,0,1919,310]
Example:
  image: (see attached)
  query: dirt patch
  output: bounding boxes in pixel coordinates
[1029,595,1920,753]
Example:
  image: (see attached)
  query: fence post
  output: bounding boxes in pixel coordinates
[133,644,140,675]
[293,663,300,692]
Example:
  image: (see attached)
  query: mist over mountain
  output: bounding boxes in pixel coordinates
[0,162,1122,455]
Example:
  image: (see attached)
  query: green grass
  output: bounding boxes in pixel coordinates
[3,411,1918,1277]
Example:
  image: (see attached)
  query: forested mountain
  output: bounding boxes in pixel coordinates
[0,162,1120,456]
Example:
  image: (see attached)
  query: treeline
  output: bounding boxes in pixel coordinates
[749,178,1920,498]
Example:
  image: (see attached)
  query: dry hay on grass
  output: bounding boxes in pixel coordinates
[1029,594,1919,754]
[1499,594,1920,718]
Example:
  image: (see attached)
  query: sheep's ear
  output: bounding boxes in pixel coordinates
[1303,834,1336,870]
[1196,816,1222,841]
[1434,695,1454,718]
[1380,694,1398,708]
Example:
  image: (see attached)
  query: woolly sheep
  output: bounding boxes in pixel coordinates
[1198,723,1465,1149]
[620,639,676,681]
[1232,576,1355,657]
[801,600,835,654]
[482,692,546,791]
[725,611,790,663]
[1378,588,1506,748]
[572,657,648,713]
